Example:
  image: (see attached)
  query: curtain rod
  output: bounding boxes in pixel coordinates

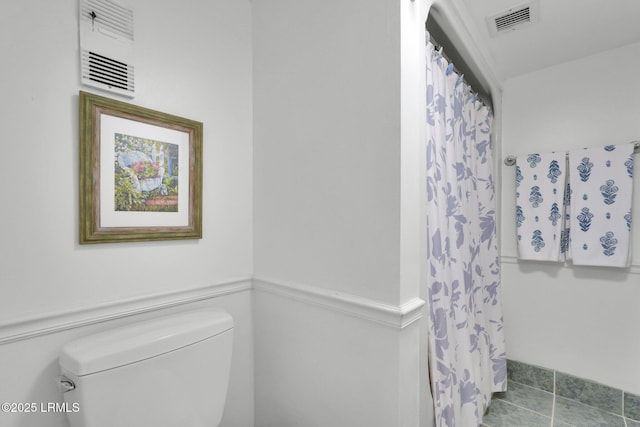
[503,141,640,166]
[427,33,492,111]
[428,34,462,76]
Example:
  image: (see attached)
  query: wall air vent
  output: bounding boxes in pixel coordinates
[79,0,135,97]
[486,0,539,37]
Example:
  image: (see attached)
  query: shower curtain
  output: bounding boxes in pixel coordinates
[425,38,506,427]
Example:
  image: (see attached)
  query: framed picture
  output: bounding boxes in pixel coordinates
[79,91,202,244]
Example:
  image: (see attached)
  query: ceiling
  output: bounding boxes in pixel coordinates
[458,0,640,81]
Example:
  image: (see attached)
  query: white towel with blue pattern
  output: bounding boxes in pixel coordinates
[568,144,634,267]
[516,152,567,261]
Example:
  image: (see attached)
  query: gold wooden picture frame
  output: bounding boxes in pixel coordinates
[79,91,203,244]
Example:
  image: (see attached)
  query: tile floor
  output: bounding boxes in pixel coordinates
[481,360,640,427]
[482,380,640,427]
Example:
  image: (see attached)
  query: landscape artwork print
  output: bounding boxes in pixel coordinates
[114,133,180,212]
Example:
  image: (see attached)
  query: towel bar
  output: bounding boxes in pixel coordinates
[503,141,640,166]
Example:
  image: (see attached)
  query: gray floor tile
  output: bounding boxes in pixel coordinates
[494,380,554,416]
[555,372,622,414]
[508,359,554,393]
[553,396,626,427]
[483,399,551,427]
[626,418,640,427]
[488,360,636,427]
[625,392,640,421]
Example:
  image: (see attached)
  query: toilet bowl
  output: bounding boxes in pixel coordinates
[58,309,234,427]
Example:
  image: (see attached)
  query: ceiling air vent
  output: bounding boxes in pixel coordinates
[79,0,135,97]
[486,0,539,37]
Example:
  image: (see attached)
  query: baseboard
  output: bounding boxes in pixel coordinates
[253,276,425,329]
[0,277,252,345]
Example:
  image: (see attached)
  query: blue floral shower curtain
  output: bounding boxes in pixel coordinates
[425,39,507,427]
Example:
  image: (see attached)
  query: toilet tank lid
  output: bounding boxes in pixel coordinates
[59,309,233,376]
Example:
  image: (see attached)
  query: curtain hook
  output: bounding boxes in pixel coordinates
[445,63,454,76]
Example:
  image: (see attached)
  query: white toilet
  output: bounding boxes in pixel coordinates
[58,309,234,427]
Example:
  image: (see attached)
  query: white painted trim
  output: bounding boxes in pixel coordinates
[500,255,640,274]
[0,277,252,345]
[0,275,425,344]
[253,277,425,329]
[499,255,522,265]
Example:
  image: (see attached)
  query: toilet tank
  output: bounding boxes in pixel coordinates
[58,309,234,427]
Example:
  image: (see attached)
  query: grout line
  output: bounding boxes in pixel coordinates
[555,394,631,426]
[508,361,639,426]
[507,379,555,398]
[492,398,553,420]
[551,370,556,424]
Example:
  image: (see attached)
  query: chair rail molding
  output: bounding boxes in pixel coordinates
[0,277,252,345]
[253,276,425,329]
[1,276,426,344]
[500,255,640,274]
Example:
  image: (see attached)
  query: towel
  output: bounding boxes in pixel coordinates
[568,144,634,267]
[516,152,567,261]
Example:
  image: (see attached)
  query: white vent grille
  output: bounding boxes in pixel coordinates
[81,50,134,92]
[495,7,530,31]
[487,0,539,37]
[79,0,135,97]
[80,0,133,41]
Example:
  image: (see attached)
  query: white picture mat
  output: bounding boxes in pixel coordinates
[99,113,191,228]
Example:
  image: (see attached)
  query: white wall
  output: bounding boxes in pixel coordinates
[252,0,428,425]
[253,289,421,427]
[500,41,640,394]
[252,0,402,305]
[0,0,254,425]
[0,0,253,321]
